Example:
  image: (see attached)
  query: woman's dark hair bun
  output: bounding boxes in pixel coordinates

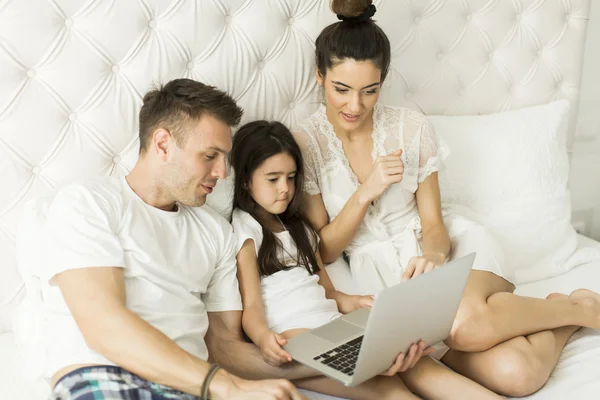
[330,0,373,19]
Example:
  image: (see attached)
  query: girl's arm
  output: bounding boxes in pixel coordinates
[314,250,373,314]
[236,239,292,365]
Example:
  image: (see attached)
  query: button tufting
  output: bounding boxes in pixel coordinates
[488,52,495,61]
[437,52,444,60]
[516,14,522,21]
[414,16,422,23]
[257,61,265,70]
[32,166,41,175]
[112,64,120,73]
[64,18,74,27]
[466,14,473,22]
[148,19,157,29]
[457,88,465,96]
[405,91,413,99]
[112,155,121,164]
[565,14,571,21]
[288,101,296,109]
[27,69,36,78]
[288,17,295,25]
[69,113,78,121]
[186,61,195,70]
[224,15,232,24]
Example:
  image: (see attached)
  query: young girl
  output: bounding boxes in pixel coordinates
[229,120,502,400]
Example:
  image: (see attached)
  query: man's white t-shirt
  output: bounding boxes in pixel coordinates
[40,176,242,378]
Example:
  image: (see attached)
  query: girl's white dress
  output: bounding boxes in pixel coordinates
[294,104,512,297]
[232,208,342,334]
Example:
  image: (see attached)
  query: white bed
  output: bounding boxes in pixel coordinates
[3,235,600,399]
[1,0,599,399]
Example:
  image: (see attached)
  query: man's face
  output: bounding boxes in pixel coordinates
[163,114,232,207]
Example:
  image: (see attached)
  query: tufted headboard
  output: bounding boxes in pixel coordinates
[0,0,591,331]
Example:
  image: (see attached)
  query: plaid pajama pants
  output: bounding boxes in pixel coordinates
[50,366,201,400]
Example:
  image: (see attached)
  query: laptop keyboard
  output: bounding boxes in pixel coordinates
[312,336,363,376]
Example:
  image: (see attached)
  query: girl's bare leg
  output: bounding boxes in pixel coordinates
[295,375,419,400]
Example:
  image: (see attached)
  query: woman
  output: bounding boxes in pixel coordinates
[293,0,600,397]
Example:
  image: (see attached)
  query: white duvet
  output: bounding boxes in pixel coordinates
[3,236,600,400]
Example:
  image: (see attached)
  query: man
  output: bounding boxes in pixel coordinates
[40,78,304,399]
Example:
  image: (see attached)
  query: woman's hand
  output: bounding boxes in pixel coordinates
[211,368,306,400]
[401,252,446,282]
[380,340,434,376]
[258,331,293,366]
[334,293,374,314]
[358,149,404,203]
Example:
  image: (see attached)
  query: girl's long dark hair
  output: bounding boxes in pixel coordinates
[230,121,320,277]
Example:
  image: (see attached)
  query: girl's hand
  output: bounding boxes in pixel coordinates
[258,331,293,366]
[336,293,374,314]
[401,252,446,282]
[358,149,404,203]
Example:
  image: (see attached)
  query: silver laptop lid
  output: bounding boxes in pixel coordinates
[349,253,475,386]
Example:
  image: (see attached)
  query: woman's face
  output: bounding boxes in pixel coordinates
[318,59,382,133]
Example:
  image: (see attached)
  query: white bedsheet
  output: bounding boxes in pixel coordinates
[3,236,600,400]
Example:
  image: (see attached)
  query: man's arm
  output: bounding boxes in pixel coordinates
[205,310,320,381]
[54,267,302,399]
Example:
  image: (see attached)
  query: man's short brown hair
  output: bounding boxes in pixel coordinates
[138,79,243,153]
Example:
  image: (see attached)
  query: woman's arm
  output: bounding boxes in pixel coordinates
[302,191,369,264]
[401,173,451,281]
[416,173,451,261]
[302,150,405,264]
[236,239,292,365]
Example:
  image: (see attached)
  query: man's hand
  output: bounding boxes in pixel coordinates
[380,341,434,376]
[210,369,307,400]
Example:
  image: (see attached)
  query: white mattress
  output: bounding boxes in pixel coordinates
[3,236,600,400]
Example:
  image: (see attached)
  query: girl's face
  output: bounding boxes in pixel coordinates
[318,59,382,133]
[248,152,297,216]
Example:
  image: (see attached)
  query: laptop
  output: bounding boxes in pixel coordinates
[283,253,475,387]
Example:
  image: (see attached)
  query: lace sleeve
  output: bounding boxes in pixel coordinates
[418,118,450,183]
[293,129,321,195]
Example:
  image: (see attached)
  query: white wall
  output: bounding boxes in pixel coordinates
[571,0,600,240]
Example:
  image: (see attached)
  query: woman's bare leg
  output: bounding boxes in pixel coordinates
[442,293,580,397]
[399,356,503,400]
[445,270,599,352]
[281,329,419,400]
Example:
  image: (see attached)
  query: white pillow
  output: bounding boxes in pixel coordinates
[429,100,578,284]
[205,174,234,221]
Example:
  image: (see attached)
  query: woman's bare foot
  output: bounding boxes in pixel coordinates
[569,289,600,330]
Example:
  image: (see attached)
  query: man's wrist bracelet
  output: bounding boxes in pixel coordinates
[200,364,221,400]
